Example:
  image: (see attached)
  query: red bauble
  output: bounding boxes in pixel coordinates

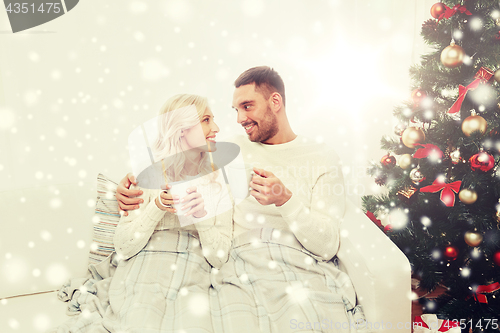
[411,88,427,105]
[430,3,446,19]
[469,152,495,172]
[381,154,396,168]
[494,251,500,266]
[444,246,458,260]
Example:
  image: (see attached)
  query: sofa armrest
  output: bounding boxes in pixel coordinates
[336,199,412,332]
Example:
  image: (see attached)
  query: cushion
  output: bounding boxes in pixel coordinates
[89,174,120,264]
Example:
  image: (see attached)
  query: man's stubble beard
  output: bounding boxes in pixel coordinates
[249,106,279,143]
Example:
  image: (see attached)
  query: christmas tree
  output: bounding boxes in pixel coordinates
[362,1,500,331]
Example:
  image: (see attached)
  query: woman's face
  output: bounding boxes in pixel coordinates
[181,107,219,152]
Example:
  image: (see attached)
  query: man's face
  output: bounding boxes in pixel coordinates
[232,83,278,143]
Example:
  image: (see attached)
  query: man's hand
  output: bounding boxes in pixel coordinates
[116,173,144,216]
[250,167,292,206]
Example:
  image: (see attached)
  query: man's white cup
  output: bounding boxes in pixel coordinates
[226,163,254,199]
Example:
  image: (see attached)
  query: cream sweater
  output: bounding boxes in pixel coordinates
[114,172,233,269]
[231,135,345,261]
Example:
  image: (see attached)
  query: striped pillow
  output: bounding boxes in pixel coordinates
[89,174,121,264]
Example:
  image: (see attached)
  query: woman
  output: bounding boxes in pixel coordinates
[52,94,232,333]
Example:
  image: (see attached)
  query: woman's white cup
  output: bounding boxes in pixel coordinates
[168,181,193,216]
[226,163,254,199]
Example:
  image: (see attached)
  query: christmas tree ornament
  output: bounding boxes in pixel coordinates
[449,148,461,164]
[494,69,500,83]
[422,19,439,38]
[397,186,418,204]
[411,88,427,105]
[496,18,500,26]
[437,3,472,21]
[444,246,458,260]
[440,41,465,68]
[409,167,426,185]
[458,188,477,204]
[394,123,407,136]
[495,199,500,223]
[398,154,413,169]
[420,178,462,207]
[380,154,396,168]
[448,67,495,114]
[469,151,494,172]
[402,127,425,148]
[494,251,500,266]
[461,111,487,137]
[464,230,483,247]
[470,282,500,304]
[413,143,444,160]
[375,174,387,186]
[430,2,447,19]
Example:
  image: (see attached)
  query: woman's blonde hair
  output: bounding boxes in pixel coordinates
[151,94,215,183]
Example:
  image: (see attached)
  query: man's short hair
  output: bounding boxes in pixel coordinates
[234,66,286,106]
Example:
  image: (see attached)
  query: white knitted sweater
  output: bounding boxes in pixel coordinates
[114,172,233,269]
[231,135,345,261]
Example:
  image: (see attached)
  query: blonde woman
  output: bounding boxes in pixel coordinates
[104,94,233,332]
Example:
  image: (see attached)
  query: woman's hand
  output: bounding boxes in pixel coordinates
[155,188,179,213]
[180,186,207,218]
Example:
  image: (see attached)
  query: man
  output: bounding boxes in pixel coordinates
[116,66,363,332]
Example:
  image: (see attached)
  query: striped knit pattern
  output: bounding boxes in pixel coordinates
[89,174,121,264]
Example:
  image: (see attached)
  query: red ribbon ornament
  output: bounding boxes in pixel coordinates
[420,178,462,207]
[448,67,494,114]
[472,282,500,304]
[438,3,472,21]
[414,144,444,160]
[448,67,495,114]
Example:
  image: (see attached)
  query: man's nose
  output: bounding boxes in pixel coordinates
[236,110,246,124]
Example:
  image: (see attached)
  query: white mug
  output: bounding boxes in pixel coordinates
[167,181,194,217]
[226,163,254,199]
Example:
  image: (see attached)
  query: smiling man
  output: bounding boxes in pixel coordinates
[116,66,365,332]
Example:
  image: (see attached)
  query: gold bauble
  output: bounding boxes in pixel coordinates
[461,115,487,137]
[464,230,483,247]
[458,188,477,204]
[398,154,413,170]
[494,69,500,84]
[440,42,465,68]
[402,127,425,148]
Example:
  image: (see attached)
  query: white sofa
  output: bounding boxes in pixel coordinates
[0,178,411,333]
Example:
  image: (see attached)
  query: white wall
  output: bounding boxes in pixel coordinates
[0,0,435,300]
